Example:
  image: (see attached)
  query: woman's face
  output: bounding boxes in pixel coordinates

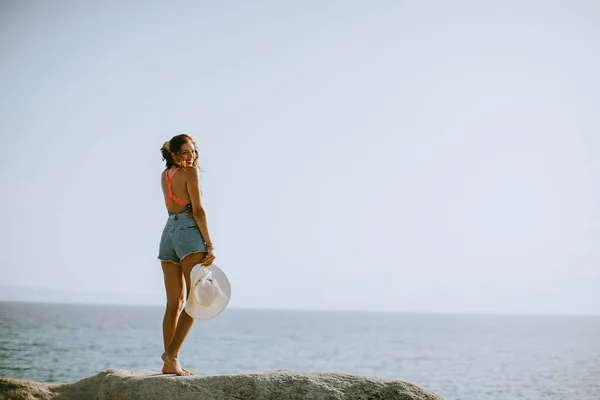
[175,142,197,167]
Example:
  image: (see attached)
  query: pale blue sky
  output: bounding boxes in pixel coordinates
[1,0,599,314]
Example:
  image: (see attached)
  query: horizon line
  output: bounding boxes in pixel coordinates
[1,299,598,318]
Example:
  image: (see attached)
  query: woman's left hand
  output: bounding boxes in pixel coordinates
[202,246,215,266]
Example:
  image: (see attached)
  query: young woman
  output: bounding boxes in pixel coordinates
[158,134,215,376]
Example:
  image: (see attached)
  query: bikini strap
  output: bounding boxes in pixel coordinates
[165,167,180,184]
[165,168,188,207]
[165,168,179,204]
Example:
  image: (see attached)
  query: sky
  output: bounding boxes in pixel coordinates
[1,0,599,315]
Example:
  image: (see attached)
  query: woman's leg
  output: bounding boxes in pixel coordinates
[161,261,185,373]
[162,252,207,376]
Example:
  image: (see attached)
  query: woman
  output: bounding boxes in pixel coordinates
[158,134,215,376]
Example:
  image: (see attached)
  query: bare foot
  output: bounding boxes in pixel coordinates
[162,363,194,375]
[161,352,193,376]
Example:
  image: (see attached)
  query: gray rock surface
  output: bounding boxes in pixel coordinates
[0,369,444,400]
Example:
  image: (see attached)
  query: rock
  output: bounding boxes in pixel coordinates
[0,369,444,400]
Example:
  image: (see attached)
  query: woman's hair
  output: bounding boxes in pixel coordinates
[160,134,199,169]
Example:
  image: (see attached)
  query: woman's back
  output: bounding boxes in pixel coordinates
[162,167,192,214]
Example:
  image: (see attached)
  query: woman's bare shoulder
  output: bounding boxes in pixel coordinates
[181,166,200,180]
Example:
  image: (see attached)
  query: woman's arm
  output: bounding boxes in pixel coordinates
[186,167,213,248]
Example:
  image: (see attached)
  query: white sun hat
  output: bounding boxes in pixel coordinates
[185,263,231,320]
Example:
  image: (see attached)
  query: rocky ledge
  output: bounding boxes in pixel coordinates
[0,369,444,400]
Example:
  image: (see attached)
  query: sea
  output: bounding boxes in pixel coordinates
[0,301,598,400]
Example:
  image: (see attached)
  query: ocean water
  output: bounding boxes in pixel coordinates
[0,302,598,400]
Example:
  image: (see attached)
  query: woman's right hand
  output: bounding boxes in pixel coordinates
[202,246,215,266]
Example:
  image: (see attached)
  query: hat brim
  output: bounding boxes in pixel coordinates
[185,264,231,320]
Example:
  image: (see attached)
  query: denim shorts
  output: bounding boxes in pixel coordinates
[158,213,206,265]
